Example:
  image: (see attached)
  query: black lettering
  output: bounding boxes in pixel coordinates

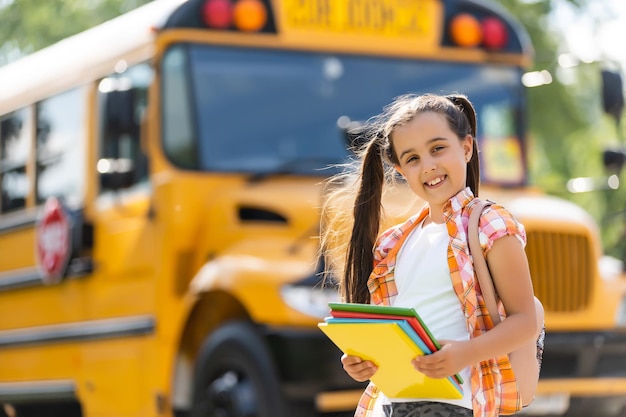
[394,1,423,35]
[319,0,330,26]
[380,2,395,31]
[288,0,306,26]
[345,0,398,32]
[411,3,426,34]
[288,0,331,27]
[347,0,358,29]
[365,0,373,30]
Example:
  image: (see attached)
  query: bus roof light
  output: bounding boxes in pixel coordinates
[203,0,234,29]
[482,17,508,49]
[449,13,482,48]
[234,0,267,32]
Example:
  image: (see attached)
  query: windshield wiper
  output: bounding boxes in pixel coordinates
[246,157,342,183]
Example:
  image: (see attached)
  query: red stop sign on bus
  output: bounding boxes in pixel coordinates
[36,197,72,285]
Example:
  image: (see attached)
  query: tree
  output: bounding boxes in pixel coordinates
[494,0,626,258]
[0,0,151,66]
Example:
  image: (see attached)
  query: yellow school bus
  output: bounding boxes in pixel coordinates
[0,0,625,416]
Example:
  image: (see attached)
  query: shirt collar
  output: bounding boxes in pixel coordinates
[441,187,475,222]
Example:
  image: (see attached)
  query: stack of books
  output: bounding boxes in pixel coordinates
[318,302,463,399]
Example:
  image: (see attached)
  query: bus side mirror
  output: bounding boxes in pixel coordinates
[104,89,137,137]
[99,88,143,191]
[603,149,624,172]
[601,69,624,125]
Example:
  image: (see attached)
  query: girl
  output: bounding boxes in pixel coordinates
[320,93,544,417]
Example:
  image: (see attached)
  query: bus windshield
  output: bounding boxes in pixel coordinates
[162,44,526,185]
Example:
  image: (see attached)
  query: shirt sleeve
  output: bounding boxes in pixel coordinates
[479,204,526,255]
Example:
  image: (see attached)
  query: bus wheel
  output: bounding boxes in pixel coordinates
[190,320,288,417]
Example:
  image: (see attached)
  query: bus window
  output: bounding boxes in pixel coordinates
[36,88,86,208]
[162,46,196,169]
[0,108,31,213]
[480,101,525,184]
[98,63,152,192]
[164,44,524,184]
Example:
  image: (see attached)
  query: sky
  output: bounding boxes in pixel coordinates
[553,0,626,70]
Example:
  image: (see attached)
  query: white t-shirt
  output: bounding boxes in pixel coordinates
[391,219,472,409]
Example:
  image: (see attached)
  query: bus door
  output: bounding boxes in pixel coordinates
[80,63,160,411]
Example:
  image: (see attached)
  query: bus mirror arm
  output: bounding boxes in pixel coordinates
[603,149,625,175]
[140,113,149,155]
[98,158,135,190]
[601,69,625,132]
[337,116,368,153]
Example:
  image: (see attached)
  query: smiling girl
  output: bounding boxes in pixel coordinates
[321,93,544,417]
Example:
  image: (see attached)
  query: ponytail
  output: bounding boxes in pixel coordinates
[343,135,386,303]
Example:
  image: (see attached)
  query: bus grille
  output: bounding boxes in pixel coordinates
[525,230,594,312]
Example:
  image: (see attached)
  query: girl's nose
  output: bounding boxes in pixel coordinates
[423,161,436,174]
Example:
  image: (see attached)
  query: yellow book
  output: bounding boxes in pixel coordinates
[318,320,462,399]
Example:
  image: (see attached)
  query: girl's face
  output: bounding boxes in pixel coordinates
[392,111,472,214]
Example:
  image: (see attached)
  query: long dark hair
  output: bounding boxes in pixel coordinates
[322,93,480,304]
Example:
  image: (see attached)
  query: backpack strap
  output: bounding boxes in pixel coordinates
[468,199,501,325]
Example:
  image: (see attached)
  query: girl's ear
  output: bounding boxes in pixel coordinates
[463,134,473,161]
[394,165,404,178]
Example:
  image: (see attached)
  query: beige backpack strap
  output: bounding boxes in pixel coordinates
[468,199,501,325]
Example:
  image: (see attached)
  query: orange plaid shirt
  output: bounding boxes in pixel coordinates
[355,188,524,417]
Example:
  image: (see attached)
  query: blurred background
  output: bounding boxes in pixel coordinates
[1,0,626,260]
[1,1,626,417]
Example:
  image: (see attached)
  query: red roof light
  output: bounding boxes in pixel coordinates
[482,17,508,49]
[202,0,234,29]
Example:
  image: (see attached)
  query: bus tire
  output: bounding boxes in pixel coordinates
[190,320,288,417]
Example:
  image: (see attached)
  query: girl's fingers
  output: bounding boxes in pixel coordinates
[341,354,362,365]
[412,342,463,378]
[341,354,378,382]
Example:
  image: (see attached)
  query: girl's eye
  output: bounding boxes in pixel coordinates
[406,155,419,163]
[432,145,445,153]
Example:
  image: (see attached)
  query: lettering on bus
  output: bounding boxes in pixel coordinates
[346,0,396,32]
[286,0,330,27]
[285,0,435,38]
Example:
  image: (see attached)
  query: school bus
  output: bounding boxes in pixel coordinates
[0,0,625,416]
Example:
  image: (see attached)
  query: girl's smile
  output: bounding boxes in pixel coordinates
[425,175,445,187]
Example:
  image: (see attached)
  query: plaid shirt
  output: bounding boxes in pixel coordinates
[355,187,525,417]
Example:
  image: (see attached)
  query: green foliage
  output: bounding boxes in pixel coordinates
[494,0,626,259]
[0,0,152,65]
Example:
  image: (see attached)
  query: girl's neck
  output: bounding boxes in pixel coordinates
[426,206,445,225]
[426,188,467,224]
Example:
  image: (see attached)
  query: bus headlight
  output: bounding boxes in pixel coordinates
[281,284,340,319]
[600,255,623,281]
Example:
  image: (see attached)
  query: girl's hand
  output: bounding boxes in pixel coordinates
[411,340,471,379]
[341,354,378,382]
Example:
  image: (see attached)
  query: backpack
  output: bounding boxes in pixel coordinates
[468,199,545,408]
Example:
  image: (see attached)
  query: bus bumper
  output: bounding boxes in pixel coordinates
[264,326,366,414]
[265,328,626,416]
